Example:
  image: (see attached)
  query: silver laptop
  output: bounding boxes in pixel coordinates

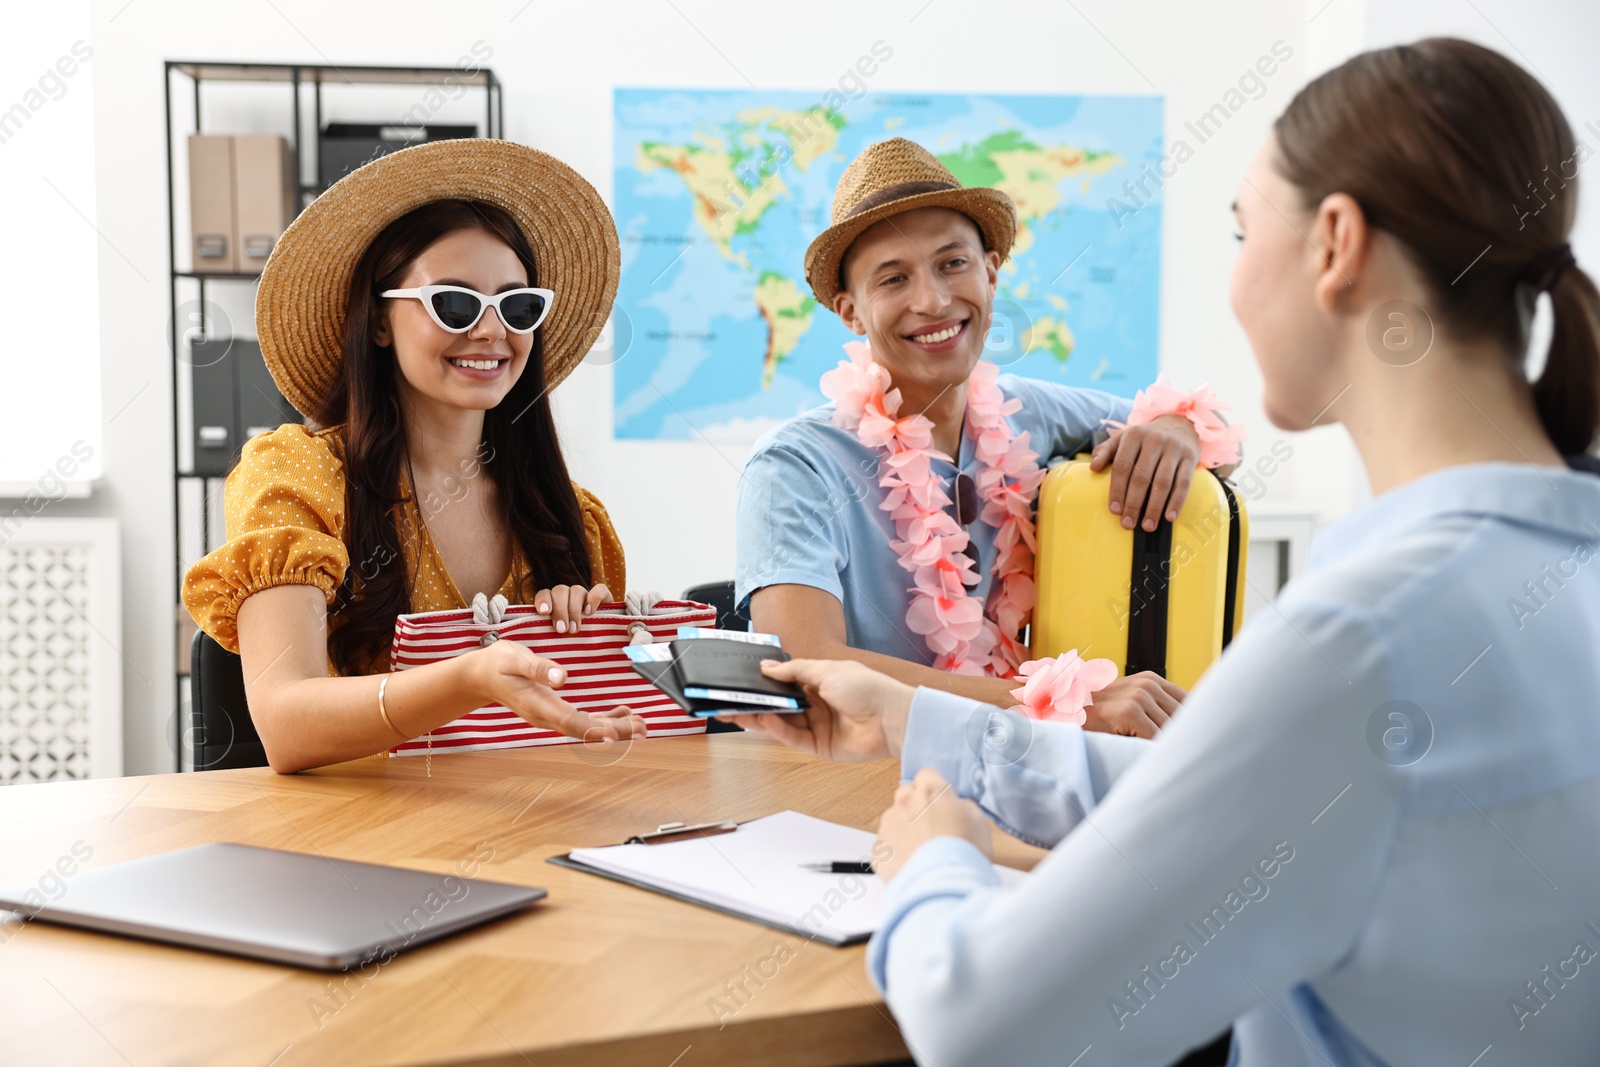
[0,842,546,970]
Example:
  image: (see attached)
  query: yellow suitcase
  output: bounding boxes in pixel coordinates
[1031,458,1248,691]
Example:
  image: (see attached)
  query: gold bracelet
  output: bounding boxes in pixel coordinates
[377,674,409,741]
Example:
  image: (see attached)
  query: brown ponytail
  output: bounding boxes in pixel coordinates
[1536,258,1600,455]
[1273,37,1600,455]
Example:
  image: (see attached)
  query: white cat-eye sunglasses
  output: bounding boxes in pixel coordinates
[381,285,555,335]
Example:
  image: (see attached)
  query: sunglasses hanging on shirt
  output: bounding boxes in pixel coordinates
[952,470,981,569]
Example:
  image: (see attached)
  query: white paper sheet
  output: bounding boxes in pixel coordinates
[568,810,1026,942]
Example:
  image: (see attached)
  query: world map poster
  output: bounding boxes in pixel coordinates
[611,89,1163,440]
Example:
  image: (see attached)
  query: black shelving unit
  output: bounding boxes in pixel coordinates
[163,60,504,768]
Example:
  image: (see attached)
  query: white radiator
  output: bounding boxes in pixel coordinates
[0,518,122,783]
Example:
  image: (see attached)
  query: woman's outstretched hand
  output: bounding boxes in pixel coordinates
[715,658,914,762]
[470,638,647,742]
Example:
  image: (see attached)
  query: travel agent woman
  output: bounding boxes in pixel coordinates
[184,140,644,774]
[726,38,1600,1065]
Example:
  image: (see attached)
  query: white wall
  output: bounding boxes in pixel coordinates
[1363,0,1599,271]
[39,0,1591,773]
[0,8,102,491]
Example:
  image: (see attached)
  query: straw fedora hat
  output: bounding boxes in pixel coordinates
[255,138,619,418]
[803,137,1017,307]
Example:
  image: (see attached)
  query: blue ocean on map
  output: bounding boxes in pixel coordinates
[612,89,1163,440]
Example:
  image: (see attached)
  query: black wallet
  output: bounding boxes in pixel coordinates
[668,639,807,702]
[627,638,808,713]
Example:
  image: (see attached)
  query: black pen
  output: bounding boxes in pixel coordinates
[798,861,874,874]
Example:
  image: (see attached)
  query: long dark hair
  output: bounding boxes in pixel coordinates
[314,199,593,675]
[1274,37,1600,455]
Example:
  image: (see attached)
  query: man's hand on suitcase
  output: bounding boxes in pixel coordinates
[1083,671,1188,738]
[1090,414,1203,532]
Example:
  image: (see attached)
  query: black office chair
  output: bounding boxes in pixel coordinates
[681,580,747,734]
[681,580,748,633]
[188,630,269,770]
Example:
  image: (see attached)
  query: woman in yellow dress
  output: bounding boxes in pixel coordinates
[183,140,645,773]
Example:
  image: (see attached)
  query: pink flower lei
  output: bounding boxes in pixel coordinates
[1105,374,1246,469]
[1008,651,1120,726]
[821,340,1055,681]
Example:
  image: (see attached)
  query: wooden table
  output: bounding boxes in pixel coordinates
[0,732,1044,1066]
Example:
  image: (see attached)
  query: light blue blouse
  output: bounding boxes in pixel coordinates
[735,373,1132,661]
[869,462,1600,1066]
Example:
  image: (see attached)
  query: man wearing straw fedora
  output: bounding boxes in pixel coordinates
[735,138,1243,737]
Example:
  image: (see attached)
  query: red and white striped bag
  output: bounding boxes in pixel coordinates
[386,599,717,756]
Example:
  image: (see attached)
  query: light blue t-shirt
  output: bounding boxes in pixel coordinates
[735,373,1132,660]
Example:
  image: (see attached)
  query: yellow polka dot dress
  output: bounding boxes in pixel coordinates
[182,424,626,674]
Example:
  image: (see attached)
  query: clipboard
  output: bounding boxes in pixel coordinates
[546,811,884,946]
[545,854,864,947]
[548,810,1029,947]
[623,820,740,845]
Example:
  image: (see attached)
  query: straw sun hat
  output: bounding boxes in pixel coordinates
[802,137,1018,307]
[255,138,620,418]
